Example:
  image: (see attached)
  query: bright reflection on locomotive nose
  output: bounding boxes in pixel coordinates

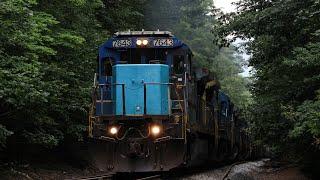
[151,125,160,135]
[110,127,118,135]
[142,39,148,45]
[136,39,142,45]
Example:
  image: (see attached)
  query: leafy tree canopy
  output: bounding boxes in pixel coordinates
[215,0,320,168]
[0,0,145,150]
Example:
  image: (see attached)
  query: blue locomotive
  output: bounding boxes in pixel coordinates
[88,31,251,172]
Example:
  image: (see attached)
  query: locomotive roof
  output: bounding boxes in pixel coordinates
[114,30,173,37]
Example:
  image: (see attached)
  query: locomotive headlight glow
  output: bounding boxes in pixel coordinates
[142,39,148,45]
[151,125,161,136]
[136,39,142,46]
[109,126,118,135]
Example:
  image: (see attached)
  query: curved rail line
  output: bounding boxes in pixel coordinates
[66,173,162,180]
[65,173,114,180]
[136,174,162,180]
[222,161,248,180]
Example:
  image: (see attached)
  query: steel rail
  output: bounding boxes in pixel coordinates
[222,161,248,180]
[65,173,114,180]
[136,174,162,180]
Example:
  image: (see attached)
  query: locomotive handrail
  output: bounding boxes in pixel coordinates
[143,82,173,85]
[89,73,99,137]
[95,82,184,116]
[96,83,126,115]
[97,83,125,86]
[92,73,97,88]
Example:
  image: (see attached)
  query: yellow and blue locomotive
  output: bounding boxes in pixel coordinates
[88,31,250,172]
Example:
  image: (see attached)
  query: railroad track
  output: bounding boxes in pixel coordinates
[66,173,162,180]
[136,174,161,180]
[222,161,249,180]
[66,173,113,180]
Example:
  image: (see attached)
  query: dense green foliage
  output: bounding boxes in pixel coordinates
[0,0,251,163]
[216,0,320,170]
[0,0,145,151]
[145,0,251,108]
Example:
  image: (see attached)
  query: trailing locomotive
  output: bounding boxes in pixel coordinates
[88,30,251,172]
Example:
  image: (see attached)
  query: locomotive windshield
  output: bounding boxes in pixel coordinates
[118,48,167,64]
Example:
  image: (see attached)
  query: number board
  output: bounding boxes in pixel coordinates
[153,39,174,47]
[112,39,132,48]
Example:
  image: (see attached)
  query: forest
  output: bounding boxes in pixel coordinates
[0,0,319,178]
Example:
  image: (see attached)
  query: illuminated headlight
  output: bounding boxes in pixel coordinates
[142,39,148,45]
[151,125,161,136]
[109,126,118,135]
[136,39,142,46]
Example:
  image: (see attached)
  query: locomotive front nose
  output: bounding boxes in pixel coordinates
[128,141,143,158]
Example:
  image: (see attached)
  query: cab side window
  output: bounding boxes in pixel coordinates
[120,51,129,64]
